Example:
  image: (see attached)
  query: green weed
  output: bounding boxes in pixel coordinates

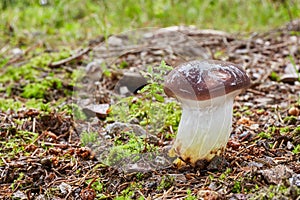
[115,182,142,200]
[108,61,181,136]
[269,71,280,81]
[106,131,157,165]
[292,144,300,154]
[0,130,39,159]
[80,131,98,146]
[283,115,298,125]
[279,127,290,134]
[258,131,271,139]
[157,175,174,191]
[185,189,197,200]
[232,181,242,193]
[0,51,71,99]
[0,98,22,111]
[293,126,300,135]
[11,172,25,190]
[219,168,232,180]
[86,178,104,193]
[21,76,63,99]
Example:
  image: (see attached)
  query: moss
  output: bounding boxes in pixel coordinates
[279,127,290,134]
[105,131,158,166]
[81,131,98,146]
[283,116,297,125]
[21,76,63,99]
[157,175,175,191]
[0,130,39,159]
[293,126,300,135]
[232,181,242,193]
[292,144,300,154]
[0,98,22,111]
[258,131,271,139]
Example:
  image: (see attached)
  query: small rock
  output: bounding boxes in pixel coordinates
[207,156,228,171]
[255,38,264,44]
[208,182,219,190]
[254,97,274,106]
[126,54,136,61]
[107,36,123,46]
[106,122,147,137]
[169,174,187,183]
[229,194,248,200]
[114,72,148,96]
[106,122,159,143]
[11,48,23,56]
[152,49,164,56]
[280,74,299,83]
[59,182,72,194]
[289,36,298,43]
[249,124,259,130]
[123,152,173,172]
[247,161,263,168]
[280,63,300,83]
[284,63,299,74]
[82,104,110,119]
[154,155,172,166]
[35,195,46,200]
[259,165,294,184]
[85,59,103,81]
[13,191,27,199]
[265,41,271,46]
[289,174,300,187]
[287,141,294,150]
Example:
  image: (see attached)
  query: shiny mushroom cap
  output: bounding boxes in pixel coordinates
[164,60,250,101]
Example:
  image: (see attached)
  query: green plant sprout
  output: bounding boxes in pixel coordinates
[80,131,98,146]
[258,131,271,139]
[108,60,181,135]
[105,131,158,165]
[293,144,300,154]
[157,175,175,191]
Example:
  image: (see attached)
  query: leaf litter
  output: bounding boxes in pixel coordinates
[0,20,300,199]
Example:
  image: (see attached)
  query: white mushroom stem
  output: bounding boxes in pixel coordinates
[172,90,240,165]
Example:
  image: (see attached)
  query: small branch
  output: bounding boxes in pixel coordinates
[49,47,91,68]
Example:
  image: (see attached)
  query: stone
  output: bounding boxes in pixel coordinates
[114,72,148,96]
[280,63,300,83]
[82,104,110,119]
[259,165,294,184]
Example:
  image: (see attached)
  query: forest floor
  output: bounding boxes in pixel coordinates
[0,20,300,199]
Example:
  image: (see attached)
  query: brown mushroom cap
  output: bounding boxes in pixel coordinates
[164,60,250,101]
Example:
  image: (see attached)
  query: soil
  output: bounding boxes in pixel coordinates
[0,21,300,199]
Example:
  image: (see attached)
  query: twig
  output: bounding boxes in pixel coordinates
[32,117,36,133]
[49,47,91,68]
[37,141,80,148]
[1,157,9,166]
[137,190,147,199]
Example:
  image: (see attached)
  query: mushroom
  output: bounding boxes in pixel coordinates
[164,60,250,166]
